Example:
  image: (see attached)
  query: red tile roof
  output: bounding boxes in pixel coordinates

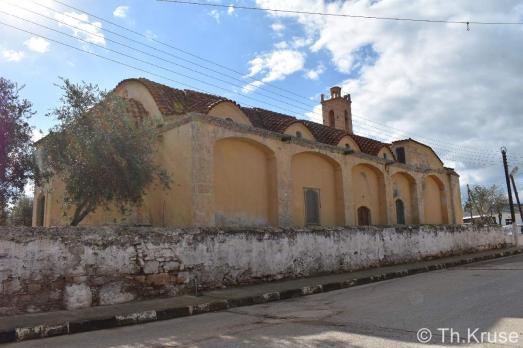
[119,78,392,157]
[118,78,230,115]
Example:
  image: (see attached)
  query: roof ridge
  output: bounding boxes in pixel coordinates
[117,77,396,157]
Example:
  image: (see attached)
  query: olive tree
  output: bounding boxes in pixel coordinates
[39,79,170,226]
[0,77,35,225]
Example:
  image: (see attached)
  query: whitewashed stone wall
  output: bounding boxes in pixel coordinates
[0,225,511,316]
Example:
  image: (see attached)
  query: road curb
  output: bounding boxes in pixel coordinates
[2,247,522,344]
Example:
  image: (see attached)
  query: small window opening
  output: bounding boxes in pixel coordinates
[357,206,371,226]
[304,188,320,225]
[396,147,406,164]
[329,110,335,127]
[396,199,405,225]
[296,131,302,138]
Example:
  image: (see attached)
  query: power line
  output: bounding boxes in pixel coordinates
[5,3,315,114]
[13,2,508,162]
[20,0,314,109]
[1,20,514,169]
[0,10,307,116]
[30,0,520,162]
[45,0,314,103]
[4,4,520,166]
[156,0,523,26]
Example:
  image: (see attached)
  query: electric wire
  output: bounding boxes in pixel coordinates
[156,0,523,26]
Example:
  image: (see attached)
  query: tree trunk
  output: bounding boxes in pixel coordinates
[70,201,93,226]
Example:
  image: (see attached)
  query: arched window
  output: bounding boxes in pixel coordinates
[36,194,45,226]
[225,117,234,122]
[296,131,302,138]
[329,110,335,127]
[345,143,351,149]
[396,199,405,225]
[357,206,371,226]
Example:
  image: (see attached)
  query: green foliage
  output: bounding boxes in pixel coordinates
[0,77,35,225]
[463,184,507,224]
[40,78,170,226]
[8,195,33,226]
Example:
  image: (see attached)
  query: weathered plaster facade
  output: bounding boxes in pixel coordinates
[0,225,511,316]
[33,78,463,227]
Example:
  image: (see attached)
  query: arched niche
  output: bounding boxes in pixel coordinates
[115,80,164,123]
[391,171,418,224]
[208,101,252,126]
[284,122,315,141]
[352,163,387,225]
[423,175,449,224]
[337,135,360,151]
[378,146,395,161]
[214,137,277,226]
[291,151,343,226]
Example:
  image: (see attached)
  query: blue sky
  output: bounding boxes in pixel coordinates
[1,0,523,196]
[0,0,346,133]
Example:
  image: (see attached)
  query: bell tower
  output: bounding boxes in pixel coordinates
[321,86,352,133]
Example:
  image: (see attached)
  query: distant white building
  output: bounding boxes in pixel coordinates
[500,204,523,226]
[463,204,523,226]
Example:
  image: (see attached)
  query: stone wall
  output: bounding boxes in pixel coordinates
[0,225,511,316]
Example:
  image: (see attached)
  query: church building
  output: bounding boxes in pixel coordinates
[33,78,463,227]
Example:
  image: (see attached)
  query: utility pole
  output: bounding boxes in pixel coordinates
[510,167,523,226]
[502,147,518,245]
[467,184,474,223]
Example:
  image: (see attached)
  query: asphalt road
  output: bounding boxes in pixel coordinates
[7,254,523,347]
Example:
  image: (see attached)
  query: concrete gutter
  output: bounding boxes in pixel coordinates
[1,247,522,344]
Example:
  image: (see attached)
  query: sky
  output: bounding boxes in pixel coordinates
[1,0,523,200]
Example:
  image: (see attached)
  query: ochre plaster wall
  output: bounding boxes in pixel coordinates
[207,102,251,125]
[214,137,277,225]
[34,111,462,227]
[392,141,443,170]
[378,147,395,161]
[337,136,360,151]
[150,123,194,226]
[392,172,417,224]
[291,152,342,226]
[284,123,315,141]
[352,163,387,225]
[423,175,448,224]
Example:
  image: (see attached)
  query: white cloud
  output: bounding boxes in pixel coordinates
[2,49,24,62]
[271,22,285,33]
[274,41,288,49]
[54,11,106,46]
[305,63,325,80]
[209,9,220,23]
[113,5,129,18]
[256,0,523,188]
[243,49,306,92]
[24,37,50,53]
[227,5,235,15]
